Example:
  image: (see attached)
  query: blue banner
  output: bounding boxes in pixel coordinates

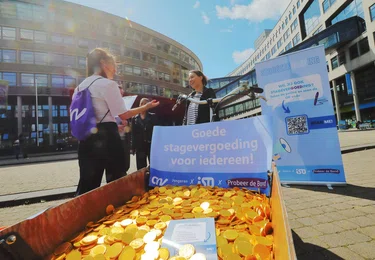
[150,116,273,194]
[255,45,346,184]
[345,73,352,95]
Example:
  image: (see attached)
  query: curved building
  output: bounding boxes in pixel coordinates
[0,0,202,152]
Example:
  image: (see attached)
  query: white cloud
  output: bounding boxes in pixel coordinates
[232,48,255,64]
[216,0,290,22]
[193,1,200,9]
[220,28,233,33]
[230,0,236,5]
[201,12,210,24]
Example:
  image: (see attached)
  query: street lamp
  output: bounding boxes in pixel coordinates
[35,78,39,147]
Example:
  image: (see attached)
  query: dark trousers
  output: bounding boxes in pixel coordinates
[122,138,131,174]
[136,144,151,170]
[76,122,125,196]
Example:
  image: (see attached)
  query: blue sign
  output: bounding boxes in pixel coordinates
[345,73,352,95]
[150,116,273,194]
[255,45,346,185]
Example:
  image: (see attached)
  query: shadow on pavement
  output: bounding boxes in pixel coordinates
[292,230,344,260]
[287,184,375,202]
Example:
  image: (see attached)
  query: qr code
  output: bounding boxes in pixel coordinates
[286,115,309,135]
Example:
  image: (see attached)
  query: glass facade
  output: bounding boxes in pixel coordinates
[303,0,321,36]
[1,49,16,63]
[329,0,364,26]
[371,4,375,21]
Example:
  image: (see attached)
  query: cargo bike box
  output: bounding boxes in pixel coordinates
[0,167,296,260]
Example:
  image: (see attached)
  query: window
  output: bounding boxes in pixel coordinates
[292,33,301,46]
[64,35,74,45]
[124,65,133,74]
[170,46,180,58]
[50,53,64,66]
[277,39,283,49]
[2,27,16,40]
[20,51,34,64]
[34,52,48,65]
[331,56,338,70]
[297,0,300,8]
[158,72,164,81]
[142,52,156,63]
[61,123,69,133]
[35,74,48,87]
[271,45,277,55]
[133,67,141,76]
[164,74,170,82]
[285,42,292,51]
[20,29,33,41]
[359,37,370,55]
[52,75,64,88]
[338,52,346,65]
[282,23,285,30]
[1,72,17,86]
[283,29,290,41]
[78,39,89,48]
[59,106,68,117]
[64,76,75,88]
[291,19,298,33]
[78,57,86,69]
[323,0,330,13]
[51,33,63,43]
[371,4,375,21]
[293,6,296,14]
[63,56,75,67]
[21,73,34,87]
[285,17,288,25]
[124,47,141,59]
[289,12,292,20]
[349,44,359,60]
[303,0,321,35]
[34,31,47,43]
[329,0,364,26]
[2,49,16,63]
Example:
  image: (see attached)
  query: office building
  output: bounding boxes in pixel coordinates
[216,0,375,125]
[0,0,202,152]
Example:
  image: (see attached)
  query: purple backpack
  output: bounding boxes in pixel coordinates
[70,77,107,141]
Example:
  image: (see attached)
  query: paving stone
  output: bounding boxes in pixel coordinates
[304,207,325,216]
[293,209,311,218]
[334,220,360,231]
[293,226,323,239]
[348,241,375,259]
[337,209,366,219]
[318,230,370,248]
[312,214,336,224]
[302,237,330,251]
[356,205,375,214]
[289,219,304,229]
[329,247,365,260]
[330,203,354,210]
[358,225,375,239]
[322,212,348,221]
[314,223,344,234]
[286,212,298,220]
[347,216,375,228]
[297,217,319,227]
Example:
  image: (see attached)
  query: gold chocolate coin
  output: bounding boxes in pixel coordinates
[158,248,170,260]
[119,246,136,260]
[66,250,81,260]
[178,244,195,259]
[190,253,207,260]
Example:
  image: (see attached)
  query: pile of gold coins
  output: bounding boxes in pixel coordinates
[51,185,274,260]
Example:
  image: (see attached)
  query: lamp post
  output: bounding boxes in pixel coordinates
[35,78,39,146]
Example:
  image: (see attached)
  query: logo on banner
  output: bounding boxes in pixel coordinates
[151,176,168,186]
[197,177,215,187]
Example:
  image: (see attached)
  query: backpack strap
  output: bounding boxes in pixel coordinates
[99,110,110,123]
[77,76,103,91]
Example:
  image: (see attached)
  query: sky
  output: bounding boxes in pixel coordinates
[66,0,291,79]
